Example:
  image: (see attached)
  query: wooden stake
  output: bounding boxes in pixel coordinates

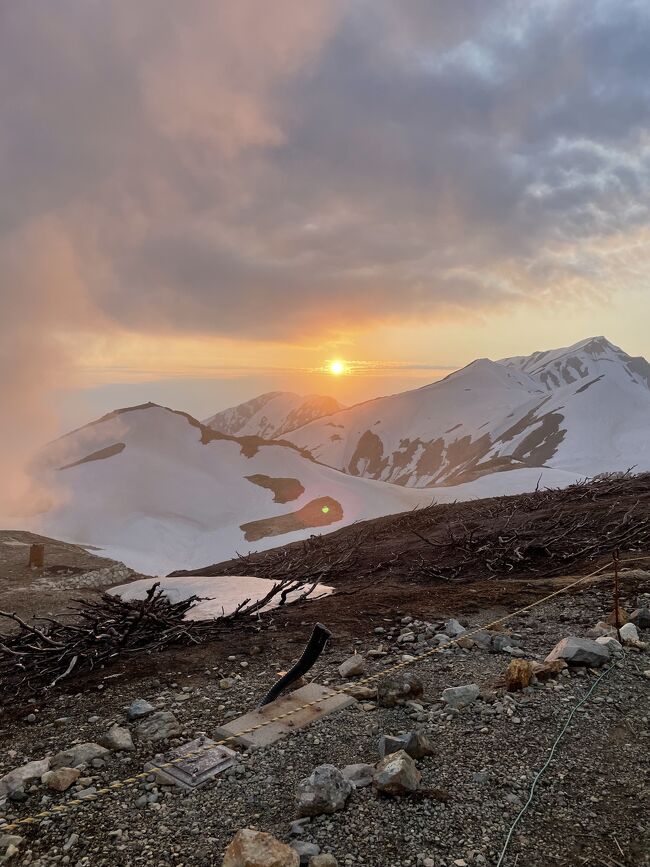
[613,549,622,643]
[28,543,44,569]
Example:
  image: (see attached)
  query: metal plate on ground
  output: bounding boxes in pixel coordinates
[213,683,356,749]
[144,737,237,790]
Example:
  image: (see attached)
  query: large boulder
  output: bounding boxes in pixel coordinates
[296,765,352,817]
[136,711,181,742]
[378,732,434,760]
[0,758,50,798]
[441,683,480,708]
[545,637,609,667]
[376,673,423,708]
[373,750,421,795]
[51,743,109,770]
[222,828,299,867]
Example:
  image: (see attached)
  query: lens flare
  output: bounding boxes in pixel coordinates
[329,360,346,375]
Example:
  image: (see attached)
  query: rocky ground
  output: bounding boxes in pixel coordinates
[0,531,147,621]
[1,570,649,867]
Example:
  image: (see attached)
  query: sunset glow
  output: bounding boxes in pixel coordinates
[329,360,346,376]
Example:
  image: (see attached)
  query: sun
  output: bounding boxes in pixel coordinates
[329,359,346,376]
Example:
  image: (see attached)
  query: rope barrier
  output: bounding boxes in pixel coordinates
[1,554,647,834]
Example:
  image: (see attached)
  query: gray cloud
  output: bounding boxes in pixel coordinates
[1,0,650,349]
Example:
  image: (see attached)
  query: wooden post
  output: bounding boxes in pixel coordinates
[29,543,44,569]
[613,549,622,643]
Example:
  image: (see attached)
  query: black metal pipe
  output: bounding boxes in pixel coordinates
[259,622,332,707]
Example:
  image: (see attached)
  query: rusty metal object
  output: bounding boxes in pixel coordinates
[259,622,331,707]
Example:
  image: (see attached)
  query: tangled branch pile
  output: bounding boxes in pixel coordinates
[180,472,650,586]
[0,578,318,699]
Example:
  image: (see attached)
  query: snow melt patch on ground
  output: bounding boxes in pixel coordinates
[109,574,334,620]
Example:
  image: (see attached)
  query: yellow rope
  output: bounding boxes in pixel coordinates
[1,554,647,833]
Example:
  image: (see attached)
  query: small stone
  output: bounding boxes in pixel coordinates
[545,637,609,667]
[595,636,623,652]
[373,750,421,795]
[219,678,235,690]
[397,631,415,644]
[222,828,299,867]
[619,622,640,644]
[377,673,423,707]
[101,725,135,752]
[379,732,434,760]
[531,659,567,682]
[604,607,629,626]
[289,819,311,837]
[309,856,338,867]
[630,608,650,629]
[51,743,109,770]
[126,699,154,721]
[456,635,475,650]
[297,765,353,817]
[136,711,181,742]
[42,767,81,792]
[341,764,374,789]
[343,685,376,700]
[338,655,365,678]
[292,841,320,864]
[0,758,50,799]
[441,683,480,708]
[444,619,466,638]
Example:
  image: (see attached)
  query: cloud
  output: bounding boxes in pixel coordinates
[1,0,649,352]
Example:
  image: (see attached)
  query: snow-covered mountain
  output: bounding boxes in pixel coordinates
[203,392,344,439]
[285,337,650,487]
[34,403,433,574]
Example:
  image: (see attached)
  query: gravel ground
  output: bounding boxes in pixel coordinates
[1,582,649,867]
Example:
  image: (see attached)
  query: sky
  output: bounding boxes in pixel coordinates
[1,0,650,506]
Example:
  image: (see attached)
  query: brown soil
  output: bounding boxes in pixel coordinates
[240,496,343,541]
[0,530,149,621]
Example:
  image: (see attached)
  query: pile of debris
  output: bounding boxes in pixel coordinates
[0,578,319,699]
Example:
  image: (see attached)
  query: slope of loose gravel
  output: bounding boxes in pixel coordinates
[1,578,649,867]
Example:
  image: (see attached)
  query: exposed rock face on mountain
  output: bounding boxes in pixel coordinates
[286,337,650,487]
[34,404,432,574]
[203,392,345,439]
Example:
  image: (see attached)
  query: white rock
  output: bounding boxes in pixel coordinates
[619,622,640,644]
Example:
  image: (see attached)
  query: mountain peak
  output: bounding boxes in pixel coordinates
[203,391,345,439]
